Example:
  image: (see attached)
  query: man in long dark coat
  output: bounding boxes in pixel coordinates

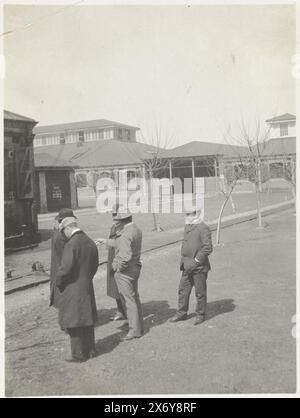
[170,208,213,325]
[50,208,76,308]
[56,217,99,363]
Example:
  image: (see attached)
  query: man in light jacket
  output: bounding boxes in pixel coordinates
[106,205,127,321]
[112,206,143,341]
[170,208,213,325]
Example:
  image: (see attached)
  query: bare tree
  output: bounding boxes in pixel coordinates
[215,162,246,245]
[283,158,296,207]
[223,115,271,229]
[138,124,175,232]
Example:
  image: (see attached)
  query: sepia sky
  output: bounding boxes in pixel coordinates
[3,3,296,146]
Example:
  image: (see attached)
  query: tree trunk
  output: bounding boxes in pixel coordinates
[229,194,236,214]
[224,175,236,214]
[216,194,231,245]
[258,162,263,193]
[291,160,296,210]
[255,183,263,228]
[149,171,162,232]
[291,183,296,209]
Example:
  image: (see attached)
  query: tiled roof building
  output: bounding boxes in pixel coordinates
[33,118,139,146]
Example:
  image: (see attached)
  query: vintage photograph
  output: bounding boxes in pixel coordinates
[1,1,297,397]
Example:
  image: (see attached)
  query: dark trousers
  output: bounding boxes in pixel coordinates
[67,326,95,360]
[177,271,208,318]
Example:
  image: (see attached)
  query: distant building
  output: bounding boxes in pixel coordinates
[33,119,159,192]
[157,114,296,194]
[34,138,157,191]
[34,153,78,213]
[266,113,296,139]
[33,118,147,192]
[33,119,139,147]
[32,113,296,203]
[262,113,296,183]
[160,141,249,194]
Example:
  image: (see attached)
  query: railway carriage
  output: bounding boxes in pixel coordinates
[4,110,39,250]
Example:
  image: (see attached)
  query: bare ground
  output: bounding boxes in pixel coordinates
[5,210,296,396]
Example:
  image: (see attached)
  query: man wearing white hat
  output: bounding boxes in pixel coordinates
[50,208,76,308]
[112,206,144,341]
[170,207,213,325]
[56,216,99,362]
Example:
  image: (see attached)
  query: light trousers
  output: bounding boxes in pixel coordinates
[115,272,144,337]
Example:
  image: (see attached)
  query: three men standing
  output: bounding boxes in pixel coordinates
[170,208,213,325]
[52,202,211,363]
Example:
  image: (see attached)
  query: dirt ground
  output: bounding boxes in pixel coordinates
[5,210,296,396]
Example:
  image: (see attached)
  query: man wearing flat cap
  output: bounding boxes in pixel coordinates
[170,207,213,325]
[56,216,99,362]
[112,206,143,341]
[50,208,77,308]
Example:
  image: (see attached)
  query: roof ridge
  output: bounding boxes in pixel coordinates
[170,139,246,149]
[266,113,296,122]
[33,118,140,132]
[71,139,110,166]
[4,109,37,122]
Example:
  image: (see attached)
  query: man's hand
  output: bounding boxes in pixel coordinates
[94,238,106,246]
[106,238,116,249]
[183,257,199,274]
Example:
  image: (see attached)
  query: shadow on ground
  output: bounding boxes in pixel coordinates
[95,331,124,356]
[96,300,176,329]
[189,298,236,320]
[95,307,117,328]
[141,300,176,334]
[94,300,176,357]
[93,299,235,357]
